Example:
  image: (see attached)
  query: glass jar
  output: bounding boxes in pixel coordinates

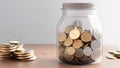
[57,3,102,65]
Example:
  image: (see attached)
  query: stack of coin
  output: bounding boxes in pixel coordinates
[0,43,16,60]
[106,50,120,59]
[0,41,37,62]
[58,20,102,65]
[13,49,37,61]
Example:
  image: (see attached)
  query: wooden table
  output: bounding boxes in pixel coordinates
[0,44,120,68]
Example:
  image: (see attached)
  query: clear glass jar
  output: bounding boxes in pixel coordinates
[57,3,102,65]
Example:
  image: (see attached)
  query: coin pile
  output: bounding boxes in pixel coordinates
[0,41,37,61]
[58,21,102,65]
[0,43,16,60]
[106,50,120,59]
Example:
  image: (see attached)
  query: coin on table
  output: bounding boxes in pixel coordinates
[0,57,11,60]
[66,47,75,56]
[9,41,20,45]
[14,53,34,57]
[74,48,84,58]
[106,53,116,59]
[16,44,24,49]
[64,25,74,34]
[58,32,67,42]
[0,46,16,50]
[20,56,37,62]
[69,27,80,40]
[0,49,15,52]
[117,50,120,53]
[73,40,83,49]
[91,49,101,60]
[63,37,73,47]
[24,49,34,54]
[0,52,11,56]
[108,50,117,54]
[81,32,92,42]
[91,40,101,50]
[0,43,13,48]
[83,47,92,56]
[114,52,120,58]
[15,48,25,52]
[15,55,33,60]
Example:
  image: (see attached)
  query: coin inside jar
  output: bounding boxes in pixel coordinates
[69,27,80,40]
[58,32,67,42]
[74,48,84,58]
[73,40,83,49]
[83,47,92,56]
[66,47,75,56]
[64,25,74,34]
[81,32,92,42]
[64,52,74,61]
[91,49,101,60]
[64,37,73,47]
[91,40,101,50]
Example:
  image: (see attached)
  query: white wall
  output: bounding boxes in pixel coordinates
[0,0,120,45]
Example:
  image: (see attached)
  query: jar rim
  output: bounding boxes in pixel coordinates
[62,3,96,10]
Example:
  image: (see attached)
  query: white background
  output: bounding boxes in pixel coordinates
[0,0,120,45]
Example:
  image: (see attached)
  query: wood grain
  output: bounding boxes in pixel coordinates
[0,44,119,68]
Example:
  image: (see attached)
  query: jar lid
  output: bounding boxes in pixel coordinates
[62,3,96,10]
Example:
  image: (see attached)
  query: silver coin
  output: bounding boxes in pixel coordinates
[91,40,101,50]
[83,47,92,56]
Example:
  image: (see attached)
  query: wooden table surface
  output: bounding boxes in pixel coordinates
[0,44,120,68]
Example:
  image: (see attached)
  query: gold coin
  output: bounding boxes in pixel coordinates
[16,44,24,49]
[0,47,16,50]
[0,55,10,58]
[64,25,74,34]
[14,53,34,57]
[66,47,75,55]
[24,49,34,54]
[9,41,19,45]
[14,49,34,55]
[58,32,67,42]
[63,37,73,47]
[20,56,37,62]
[74,48,84,58]
[73,40,83,49]
[14,51,25,55]
[15,48,25,52]
[81,32,92,42]
[0,52,11,56]
[64,52,74,61]
[0,49,15,52]
[0,57,11,60]
[0,43,13,48]
[69,27,80,40]
[15,55,33,60]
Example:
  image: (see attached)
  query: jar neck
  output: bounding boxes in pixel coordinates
[62,9,97,16]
